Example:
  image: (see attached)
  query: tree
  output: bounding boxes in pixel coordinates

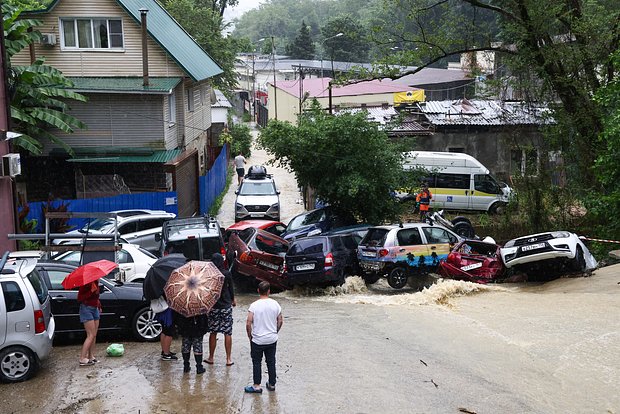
[320,17,369,62]
[4,4,87,155]
[161,0,241,91]
[258,101,409,223]
[372,0,619,188]
[285,21,315,59]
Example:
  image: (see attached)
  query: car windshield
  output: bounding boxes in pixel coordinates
[239,181,276,196]
[80,218,116,233]
[289,238,327,255]
[167,237,222,261]
[360,229,389,247]
[287,210,327,232]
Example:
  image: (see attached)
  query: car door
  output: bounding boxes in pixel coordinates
[421,226,459,266]
[116,249,137,282]
[44,268,83,332]
[97,280,123,331]
[471,174,503,211]
[394,228,430,268]
[131,218,167,253]
[434,173,471,210]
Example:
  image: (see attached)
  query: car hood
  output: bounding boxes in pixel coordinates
[236,194,279,205]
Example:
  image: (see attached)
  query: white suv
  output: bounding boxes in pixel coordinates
[0,253,55,382]
[54,209,175,253]
[235,166,280,222]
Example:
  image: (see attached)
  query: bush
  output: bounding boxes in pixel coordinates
[228,123,252,157]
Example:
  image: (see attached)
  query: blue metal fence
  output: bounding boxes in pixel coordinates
[24,192,179,232]
[200,144,228,215]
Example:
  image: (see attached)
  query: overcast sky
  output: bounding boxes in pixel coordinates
[223,0,264,22]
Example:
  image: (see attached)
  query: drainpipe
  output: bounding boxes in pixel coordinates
[140,8,149,86]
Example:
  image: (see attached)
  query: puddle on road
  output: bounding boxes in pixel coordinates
[278,275,508,308]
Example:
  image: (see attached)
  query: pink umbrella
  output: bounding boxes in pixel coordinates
[164,261,224,317]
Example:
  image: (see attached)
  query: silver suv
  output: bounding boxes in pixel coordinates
[54,209,176,253]
[235,166,280,222]
[0,253,55,382]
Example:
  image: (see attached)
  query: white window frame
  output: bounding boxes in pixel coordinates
[59,17,125,51]
[167,92,176,126]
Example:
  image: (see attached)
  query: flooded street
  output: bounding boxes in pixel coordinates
[2,265,618,413]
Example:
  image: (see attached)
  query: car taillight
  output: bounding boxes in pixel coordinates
[378,249,389,257]
[447,252,461,263]
[325,252,334,266]
[220,246,226,256]
[34,310,45,334]
[240,251,255,264]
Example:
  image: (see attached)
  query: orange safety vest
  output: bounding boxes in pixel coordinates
[416,189,432,211]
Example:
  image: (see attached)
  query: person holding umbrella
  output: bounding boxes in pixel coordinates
[205,253,236,366]
[62,259,118,367]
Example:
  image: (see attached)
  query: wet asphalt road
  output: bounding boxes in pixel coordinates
[1,266,619,413]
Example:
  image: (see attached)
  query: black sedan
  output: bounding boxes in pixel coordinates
[34,261,161,342]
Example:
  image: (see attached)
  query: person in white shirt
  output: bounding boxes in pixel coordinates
[233,152,246,185]
[244,281,283,393]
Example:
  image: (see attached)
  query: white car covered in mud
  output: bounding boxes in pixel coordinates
[500,231,597,275]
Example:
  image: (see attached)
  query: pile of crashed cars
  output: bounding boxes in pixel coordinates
[356,210,597,289]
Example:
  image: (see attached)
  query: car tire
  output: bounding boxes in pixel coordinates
[489,202,506,215]
[333,269,346,286]
[132,307,162,342]
[362,272,381,284]
[387,267,408,289]
[453,221,476,239]
[571,246,586,272]
[0,346,37,383]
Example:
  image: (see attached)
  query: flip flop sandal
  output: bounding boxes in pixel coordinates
[79,360,95,367]
[244,386,262,394]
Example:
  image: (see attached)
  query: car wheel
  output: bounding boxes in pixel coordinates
[571,246,586,272]
[453,221,476,239]
[489,202,506,215]
[333,269,346,287]
[362,273,381,284]
[387,267,408,289]
[132,307,162,342]
[0,346,37,383]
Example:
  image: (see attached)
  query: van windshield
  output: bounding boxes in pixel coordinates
[474,174,502,194]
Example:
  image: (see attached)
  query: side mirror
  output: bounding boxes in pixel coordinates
[276,190,281,195]
[235,189,239,194]
[154,233,161,242]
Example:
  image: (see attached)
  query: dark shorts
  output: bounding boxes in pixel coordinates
[236,167,245,177]
[79,304,100,323]
[208,307,233,336]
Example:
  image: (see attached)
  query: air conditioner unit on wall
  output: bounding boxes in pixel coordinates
[1,154,21,177]
[41,33,57,46]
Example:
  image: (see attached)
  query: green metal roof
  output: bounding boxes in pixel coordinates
[66,77,181,94]
[67,149,181,163]
[31,0,223,82]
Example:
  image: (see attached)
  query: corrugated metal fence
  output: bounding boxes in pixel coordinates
[199,143,228,215]
[25,192,179,232]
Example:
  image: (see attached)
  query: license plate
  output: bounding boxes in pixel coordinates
[521,243,546,252]
[362,251,376,257]
[296,263,315,271]
[461,262,482,271]
[258,260,279,271]
[250,213,263,217]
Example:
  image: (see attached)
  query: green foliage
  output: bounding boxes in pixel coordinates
[228,123,252,157]
[41,199,73,233]
[5,0,49,10]
[258,102,406,223]
[320,17,369,62]
[4,4,87,155]
[161,0,242,91]
[285,21,315,60]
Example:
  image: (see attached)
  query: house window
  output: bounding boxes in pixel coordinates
[168,93,176,124]
[187,88,195,112]
[61,18,124,49]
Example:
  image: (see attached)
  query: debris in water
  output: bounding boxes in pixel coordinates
[420,359,427,366]
[424,379,439,388]
[458,408,477,414]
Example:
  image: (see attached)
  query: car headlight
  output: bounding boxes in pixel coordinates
[236,203,246,212]
[270,203,279,211]
[551,231,571,239]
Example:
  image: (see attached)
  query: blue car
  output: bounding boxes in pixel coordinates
[281,207,357,241]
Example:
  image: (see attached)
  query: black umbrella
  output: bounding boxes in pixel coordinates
[143,254,188,301]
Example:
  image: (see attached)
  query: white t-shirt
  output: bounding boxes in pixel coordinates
[248,298,281,345]
[234,155,246,169]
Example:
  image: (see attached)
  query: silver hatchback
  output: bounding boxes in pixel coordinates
[0,253,55,382]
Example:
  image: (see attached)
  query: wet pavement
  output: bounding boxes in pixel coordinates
[2,265,619,413]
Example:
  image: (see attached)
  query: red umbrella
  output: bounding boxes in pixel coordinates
[61,259,118,289]
[164,261,224,317]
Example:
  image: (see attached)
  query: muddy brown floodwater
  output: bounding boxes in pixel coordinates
[2,264,619,413]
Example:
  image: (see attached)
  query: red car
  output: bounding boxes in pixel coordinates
[438,240,505,283]
[227,227,290,290]
[223,220,287,245]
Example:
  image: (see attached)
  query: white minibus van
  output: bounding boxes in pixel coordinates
[402,151,512,213]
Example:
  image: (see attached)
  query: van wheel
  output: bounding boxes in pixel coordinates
[132,307,162,342]
[387,267,408,289]
[0,346,37,383]
[453,221,476,239]
[489,202,506,215]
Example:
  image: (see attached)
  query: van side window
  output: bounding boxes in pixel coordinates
[474,174,501,194]
[397,228,423,245]
[1,281,26,312]
[436,173,470,189]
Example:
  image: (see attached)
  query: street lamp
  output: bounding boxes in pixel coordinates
[320,32,343,78]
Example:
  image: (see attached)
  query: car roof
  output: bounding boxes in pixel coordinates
[323,224,372,235]
[1,256,37,276]
[227,220,282,231]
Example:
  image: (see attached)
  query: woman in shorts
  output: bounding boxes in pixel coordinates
[78,280,101,366]
[205,253,236,366]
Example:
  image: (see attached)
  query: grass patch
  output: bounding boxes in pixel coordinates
[209,166,235,217]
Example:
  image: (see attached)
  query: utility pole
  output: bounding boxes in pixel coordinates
[297,65,304,116]
[271,36,277,120]
[251,53,256,121]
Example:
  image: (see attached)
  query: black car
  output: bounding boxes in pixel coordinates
[280,207,357,241]
[156,216,226,261]
[285,234,361,287]
[34,261,161,342]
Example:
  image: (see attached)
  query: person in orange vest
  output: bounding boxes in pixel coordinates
[416,182,432,222]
